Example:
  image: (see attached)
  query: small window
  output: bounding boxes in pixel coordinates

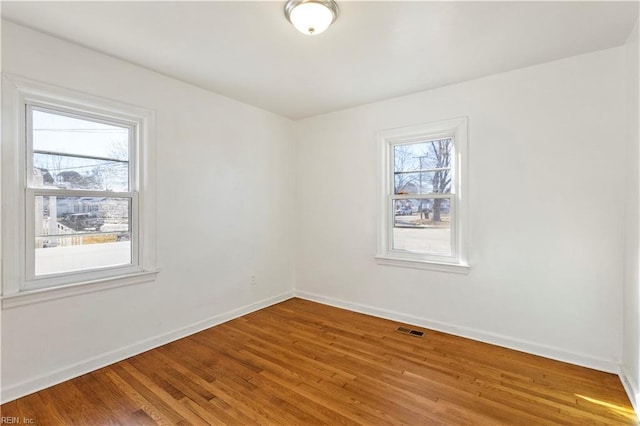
[2,75,157,302]
[376,118,469,273]
[28,106,136,280]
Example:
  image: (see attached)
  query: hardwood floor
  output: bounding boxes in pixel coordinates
[2,298,637,425]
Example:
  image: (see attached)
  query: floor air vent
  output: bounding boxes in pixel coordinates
[396,327,424,337]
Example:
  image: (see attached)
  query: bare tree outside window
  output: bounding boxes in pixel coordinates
[426,139,452,222]
[393,144,419,194]
[391,137,453,256]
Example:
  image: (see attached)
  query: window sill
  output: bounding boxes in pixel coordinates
[374,255,470,274]
[1,270,159,309]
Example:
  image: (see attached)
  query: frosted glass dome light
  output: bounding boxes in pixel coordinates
[284,0,339,36]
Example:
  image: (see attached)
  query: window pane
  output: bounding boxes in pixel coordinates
[35,234,131,276]
[393,198,451,256]
[393,138,452,173]
[33,152,129,191]
[33,109,129,161]
[35,196,130,236]
[394,171,451,195]
[35,194,132,276]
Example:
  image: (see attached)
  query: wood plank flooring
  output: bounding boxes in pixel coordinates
[1,298,637,425]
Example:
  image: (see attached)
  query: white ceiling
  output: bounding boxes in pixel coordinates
[2,1,638,119]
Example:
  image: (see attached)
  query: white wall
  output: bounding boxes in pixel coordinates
[623,20,640,410]
[1,21,295,401]
[294,47,627,371]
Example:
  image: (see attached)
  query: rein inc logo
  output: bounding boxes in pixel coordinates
[1,418,35,424]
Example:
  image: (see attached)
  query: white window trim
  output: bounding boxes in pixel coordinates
[1,74,158,307]
[375,117,469,273]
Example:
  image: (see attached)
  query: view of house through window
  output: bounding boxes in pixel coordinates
[30,107,134,277]
[392,138,453,256]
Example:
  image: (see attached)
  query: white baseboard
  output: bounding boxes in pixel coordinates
[620,370,640,419]
[1,291,294,404]
[294,290,620,374]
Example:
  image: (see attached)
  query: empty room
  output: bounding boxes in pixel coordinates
[1,1,639,424]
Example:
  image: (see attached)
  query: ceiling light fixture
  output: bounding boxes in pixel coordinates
[284,0,339,36]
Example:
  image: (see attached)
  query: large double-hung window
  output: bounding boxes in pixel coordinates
[27,105,137,281]
[2,76,156,305]
[376,117,469,273]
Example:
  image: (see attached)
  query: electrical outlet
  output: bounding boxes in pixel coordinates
[250,275,256,286]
